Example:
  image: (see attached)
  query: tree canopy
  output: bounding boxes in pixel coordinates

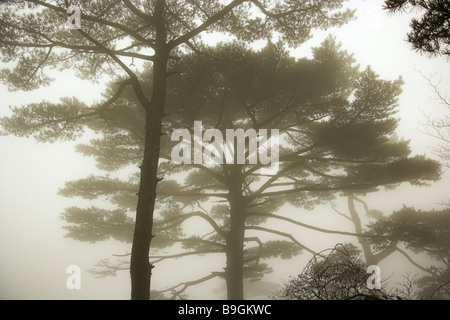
[384,0,450,56]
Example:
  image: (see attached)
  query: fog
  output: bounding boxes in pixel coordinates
[1,0,449,300]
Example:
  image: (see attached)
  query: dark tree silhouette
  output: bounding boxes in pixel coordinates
[384,0,450,56]
[0,0,355,300]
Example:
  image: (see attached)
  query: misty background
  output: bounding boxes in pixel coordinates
[1,0,449,300]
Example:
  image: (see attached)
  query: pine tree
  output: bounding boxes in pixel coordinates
[0,0,355,299]
[384,0,450,56]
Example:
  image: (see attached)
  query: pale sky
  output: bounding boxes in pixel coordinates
[0,0,449,300]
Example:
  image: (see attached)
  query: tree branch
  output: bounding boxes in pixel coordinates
[190,164,228,185]
[167,237,226,250]
[156,210,227,238]
[249,182,381,200]
[250,162,303,199]
[75,29,150,108]
[0,40,154,62]
[246,212,385,239]
[122,0,155,23]
[162,272,224,298]
[250,0,314,19]
[2,77,133,136]
[330,201,353,222]
[27,0,155,47]
[395,246,434,274]
[150,249,225,263]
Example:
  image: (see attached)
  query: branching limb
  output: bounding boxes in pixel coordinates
[27,0,155,46]
[167,237,226,250]
[168,0,245,49]
[330,201,353,222]
[246,212,385,239]
[395,246,435,274]
[250,162,304,199]
[156,210,227,238]
[122,0,155,23]
[74,29,150,108]
[249,182,376,200]
[150,249,225,264]
[1,77,133,139]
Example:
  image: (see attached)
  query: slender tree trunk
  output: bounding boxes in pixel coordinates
[225,166,246,300]
[130,110,161,300]
[130,0,168,300]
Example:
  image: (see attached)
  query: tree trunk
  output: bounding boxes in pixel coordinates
[130,0,167,300]
[130,112,160,300]
[225,166,246,300]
